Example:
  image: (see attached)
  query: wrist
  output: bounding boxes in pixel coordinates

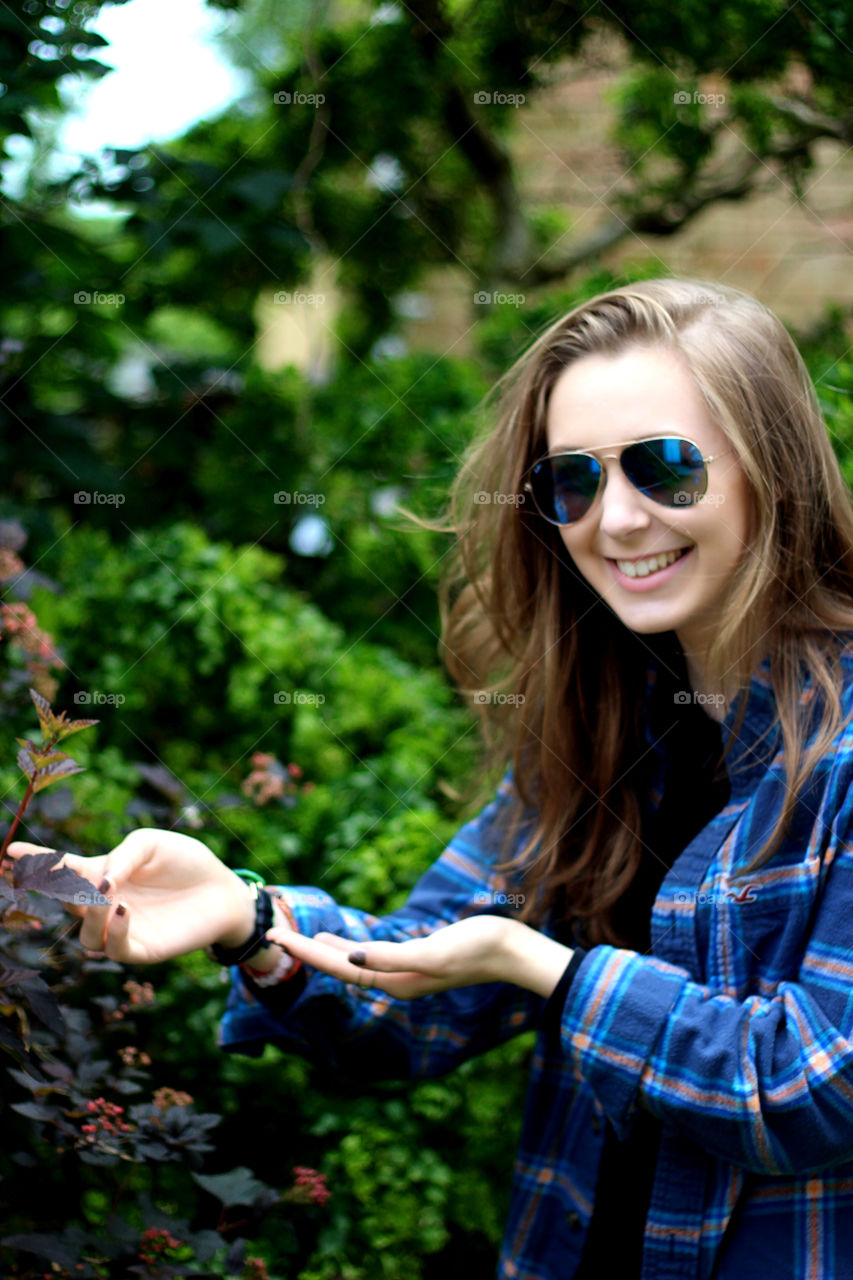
[216,875,257,950]
[209,875,274,966]
[241,896,303,980]
[239,898,291,972]
[501,921,573,998]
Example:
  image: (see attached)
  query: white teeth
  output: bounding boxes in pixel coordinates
[615,548,687,578]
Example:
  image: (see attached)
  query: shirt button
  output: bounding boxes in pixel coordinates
[565,1211,582,1231]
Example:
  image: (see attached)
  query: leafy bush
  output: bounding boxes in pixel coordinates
[0,521,531,1280]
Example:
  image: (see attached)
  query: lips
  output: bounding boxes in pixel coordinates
[611,547,691,579]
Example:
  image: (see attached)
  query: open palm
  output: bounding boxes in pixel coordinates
[6,829,255,964]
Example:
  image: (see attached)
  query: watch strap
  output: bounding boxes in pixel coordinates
[210,879,275,967]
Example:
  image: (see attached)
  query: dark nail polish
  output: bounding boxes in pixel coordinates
[115,903,127,917]
[349,949,367,967]
[97,877,111,895]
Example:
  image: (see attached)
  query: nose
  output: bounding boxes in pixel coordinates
[595,461,653,538]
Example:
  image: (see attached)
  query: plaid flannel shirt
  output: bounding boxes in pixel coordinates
[220,644,853,1279]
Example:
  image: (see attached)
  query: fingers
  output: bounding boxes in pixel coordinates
[312,932,354,952]
[268,929,450,1000]
[6,841,58,859]
[72,830,187,954]
[271,930,378,987]
[103,901,130,960]
[302,930,436,975]
[76,832,156,948]
[346,937,435,975]
[79,872,117,951]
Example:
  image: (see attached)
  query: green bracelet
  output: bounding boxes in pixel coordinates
[234,868,265,888]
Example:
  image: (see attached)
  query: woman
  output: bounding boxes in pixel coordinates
[12,278,853,1279]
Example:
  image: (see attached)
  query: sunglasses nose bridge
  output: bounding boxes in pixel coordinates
[596,456,657,529]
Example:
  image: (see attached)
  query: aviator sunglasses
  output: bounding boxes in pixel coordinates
[523,435,729,527]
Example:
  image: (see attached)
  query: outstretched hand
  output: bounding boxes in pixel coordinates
[268,913,572,1000]
[5,831,255,965]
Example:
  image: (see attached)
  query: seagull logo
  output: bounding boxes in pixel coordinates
[726,883,759,903]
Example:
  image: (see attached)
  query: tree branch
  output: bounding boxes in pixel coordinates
[513,111,836,287]
[402,0,533,275]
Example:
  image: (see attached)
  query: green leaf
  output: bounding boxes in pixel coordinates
[15,739,73,770]
[32,758,86,793]
[28,688,55,741]
[53,714,99,742]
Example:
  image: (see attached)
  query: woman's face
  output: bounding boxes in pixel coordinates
[543,345,754,667]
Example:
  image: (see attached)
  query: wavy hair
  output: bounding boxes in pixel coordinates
[436,278,853,945]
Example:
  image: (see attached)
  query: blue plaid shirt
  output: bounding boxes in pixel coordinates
[221,646,853,1279]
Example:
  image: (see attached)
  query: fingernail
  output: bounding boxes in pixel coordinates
[349,949,367,967]
[97,877,111,895]
[116,903,127,917]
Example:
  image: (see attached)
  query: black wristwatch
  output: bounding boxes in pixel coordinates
[209,873,275,967]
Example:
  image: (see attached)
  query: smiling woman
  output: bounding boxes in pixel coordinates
[542,345,754,712]
[12,278,853,1280]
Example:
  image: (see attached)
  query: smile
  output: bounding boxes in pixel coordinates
[613,547,691,579]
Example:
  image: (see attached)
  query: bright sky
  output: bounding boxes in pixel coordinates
[61,0,249,153]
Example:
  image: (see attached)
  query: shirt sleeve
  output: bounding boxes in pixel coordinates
[218,770,543,1079]
[538,947,588,1040]
[550,775,853,1176]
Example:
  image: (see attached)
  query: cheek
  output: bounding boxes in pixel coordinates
[558,529,591,569]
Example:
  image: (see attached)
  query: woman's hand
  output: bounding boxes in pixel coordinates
[268,913,573,1000]
[5,831,259,965]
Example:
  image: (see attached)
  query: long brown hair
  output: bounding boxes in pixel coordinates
[436,278,853,945]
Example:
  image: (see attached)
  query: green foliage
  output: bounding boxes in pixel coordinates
[0,523,516,1279]
[27,521,476,907]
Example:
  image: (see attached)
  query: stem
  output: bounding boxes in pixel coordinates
[0,773,35,867]
[0,728,61,868]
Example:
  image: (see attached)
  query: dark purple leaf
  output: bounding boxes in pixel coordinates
[134,762,186,800]
[10,1100,58,1122]
[15,979,64,1035]
[191,1166,274,1208]
[12,852,106,905]
[0,1233,80,1268]
[0,967,40,986]
[37,785,75,820]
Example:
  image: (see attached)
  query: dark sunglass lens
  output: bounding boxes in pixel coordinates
[531,455,601,525]
[623,438,706,507]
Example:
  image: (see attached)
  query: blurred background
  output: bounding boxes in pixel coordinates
[1,1,852,1276]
